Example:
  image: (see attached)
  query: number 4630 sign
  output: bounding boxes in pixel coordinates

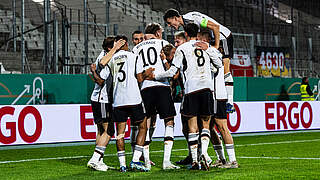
[259,51,285,71]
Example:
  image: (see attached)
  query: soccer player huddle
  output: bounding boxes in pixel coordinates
[87,8,238,172]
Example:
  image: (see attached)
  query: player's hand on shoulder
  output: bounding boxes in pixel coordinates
[90,63,96,73]
[195,41,209,51]
[114,39,126,50]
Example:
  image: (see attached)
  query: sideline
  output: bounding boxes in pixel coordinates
[1,130,320,151]
[1,138,320,164]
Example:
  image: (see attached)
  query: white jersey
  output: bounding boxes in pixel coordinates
[183,11,231,39]
[133,38,170,90]
[108,50,142,107]
[156,40,215,94]
[213,65,228,100]
[90,50,112,103]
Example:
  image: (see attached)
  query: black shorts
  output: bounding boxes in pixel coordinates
[219,34,233,59]
[141,86,176,119]
[113,104,146,123]
[181,89,214,117]
[214,100,227,119]
[91,101,112,124]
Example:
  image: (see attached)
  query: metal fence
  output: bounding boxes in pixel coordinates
[0,0,319,77]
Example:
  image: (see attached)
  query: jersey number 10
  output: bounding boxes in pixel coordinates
[139,47,158,67]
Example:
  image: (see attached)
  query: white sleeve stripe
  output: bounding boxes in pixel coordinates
[101,102,106,118]
[222,39,229,56]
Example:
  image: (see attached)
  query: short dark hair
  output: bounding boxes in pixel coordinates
[163,8,180,22]
[184,23,199,38]
[102,36,115,51]
[162,44,175,57]
[145,23,162,35]
[198,28,211,41]
[115,35,128,42]
[132,30,143,38]
[302,77,308,84]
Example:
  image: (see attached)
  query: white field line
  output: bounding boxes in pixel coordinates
[168,155,320,160]
[1,139,320,164]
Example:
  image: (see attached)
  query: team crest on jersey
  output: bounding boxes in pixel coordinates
[196,50,202,56]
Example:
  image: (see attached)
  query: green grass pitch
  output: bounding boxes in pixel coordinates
[1,131,320,179]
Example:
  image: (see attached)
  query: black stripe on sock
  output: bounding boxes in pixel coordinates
[164,137,174,141]
[144,141,151,146]
[213,145,223,150]
[225,145,234,149]
[188,140,198,146]
[200,134,211,139]
[225,82,234,86]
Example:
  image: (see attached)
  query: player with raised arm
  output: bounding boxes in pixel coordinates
[163,8,236,113]
[108,35,149,172]
[197,31,239,169]
[151,23,222,170]
[87,36,116,172]
[132,23,179,170]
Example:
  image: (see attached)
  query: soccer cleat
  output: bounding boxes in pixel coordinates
[163,161,181,170]
[188,162,201,170]
[119,166,127,172]
[87,159,108,171]
[175,155,192,165]
[140,156,155,166]
[226,103,236,113]
[200,155,210,171]
[210,160,223,168]
[130,161,150,172]
[219,161,239,169]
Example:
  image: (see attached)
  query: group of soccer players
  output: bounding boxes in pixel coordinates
[87,8,238,172]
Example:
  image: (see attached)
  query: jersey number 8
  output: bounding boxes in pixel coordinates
[194,49,205,67]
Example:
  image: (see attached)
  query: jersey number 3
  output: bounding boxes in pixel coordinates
[117,62,126,82]
[139,47,157,67]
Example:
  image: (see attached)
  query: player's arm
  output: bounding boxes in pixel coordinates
[154,49,183,80]
[136,68,155,83]
[90,63,104,86]
[135,54,155,83]
[160,50,171,70]
[154,66,178,80]
[195,41,223,68]
[199,18,220,49]
[99,39,126,66]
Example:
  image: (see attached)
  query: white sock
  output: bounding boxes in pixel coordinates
[200,129,210,157]
[117,150,126,167]
[132,145,143,162]
[92,146,105,161]
[143,145,150,165]
[213,144,226,161]
[163,125,174,163]
[225,144,236,162]
[224,72,234,104]
[188,133,199,163]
